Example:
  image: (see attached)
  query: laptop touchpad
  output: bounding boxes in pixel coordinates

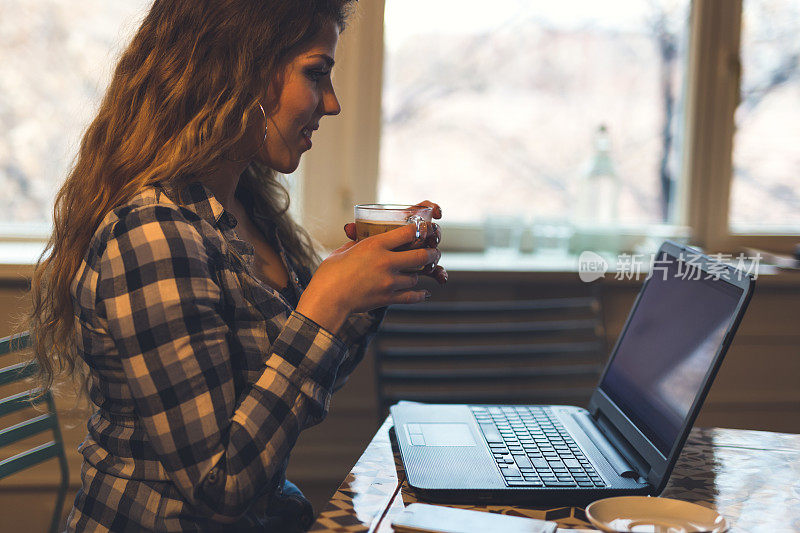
[406,423,476,446]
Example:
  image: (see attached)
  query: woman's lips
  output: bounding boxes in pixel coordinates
[300,127,312,149]
[301,125,318,149]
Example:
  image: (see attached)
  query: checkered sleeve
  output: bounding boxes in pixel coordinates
[295,262,386,392]
[331,307,387,391]
[96,204,348,521]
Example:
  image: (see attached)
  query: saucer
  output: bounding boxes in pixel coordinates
[585,496,729,533]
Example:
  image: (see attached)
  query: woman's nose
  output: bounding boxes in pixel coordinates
[322,85,341,116]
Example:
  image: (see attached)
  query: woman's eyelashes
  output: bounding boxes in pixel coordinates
[305,66,331,83]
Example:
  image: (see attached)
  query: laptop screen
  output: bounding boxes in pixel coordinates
[599,251,744,456]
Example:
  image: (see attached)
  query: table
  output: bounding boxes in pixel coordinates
[310,417,800,532]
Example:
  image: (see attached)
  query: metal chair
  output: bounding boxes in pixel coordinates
[373,296,607,419]
[0,332,69,533]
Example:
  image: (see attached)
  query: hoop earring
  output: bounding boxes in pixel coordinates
[227,103,268,163]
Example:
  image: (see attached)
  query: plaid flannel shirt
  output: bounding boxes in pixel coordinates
[66,182,383,531]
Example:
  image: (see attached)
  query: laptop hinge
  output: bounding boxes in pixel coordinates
[593,412,650,480]
[573,413,638,479]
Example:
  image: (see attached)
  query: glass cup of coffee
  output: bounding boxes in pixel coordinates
[354,204,434,271]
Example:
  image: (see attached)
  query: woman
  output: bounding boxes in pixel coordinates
[28,1,446,530]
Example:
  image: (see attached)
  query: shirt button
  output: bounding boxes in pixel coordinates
[207,468,219,484]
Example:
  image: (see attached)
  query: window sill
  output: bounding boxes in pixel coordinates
[442,251,580,272]
[440,250,800,288]
[2,242,797,288]
[0,241,45,281]
[435,222,693,255]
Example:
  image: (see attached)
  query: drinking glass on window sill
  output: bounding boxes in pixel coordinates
[483,215,524,257]
[531,220,573,256]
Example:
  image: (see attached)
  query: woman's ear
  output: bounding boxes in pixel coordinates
[263,61,289,110]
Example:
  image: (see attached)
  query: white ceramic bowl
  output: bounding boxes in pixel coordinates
[585,496,729,533]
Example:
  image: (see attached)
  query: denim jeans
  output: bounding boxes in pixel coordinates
[260,479,315,533]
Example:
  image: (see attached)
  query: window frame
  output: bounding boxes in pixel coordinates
[686,0,799,254]
[298,0,387,249]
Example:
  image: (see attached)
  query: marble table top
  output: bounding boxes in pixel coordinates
[310,417,800,532]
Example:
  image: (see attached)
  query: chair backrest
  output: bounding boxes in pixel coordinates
[372,296,607,419]
[0,332,69,533]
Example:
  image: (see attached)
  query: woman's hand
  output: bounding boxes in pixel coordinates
[296,222,441,334]
[344,200,448,286]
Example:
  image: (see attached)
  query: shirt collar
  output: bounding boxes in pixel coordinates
[170,180,303,296]
[176,181,230,228]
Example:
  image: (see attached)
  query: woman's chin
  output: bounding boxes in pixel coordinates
[280,160,301,174]
[255,154,300,175]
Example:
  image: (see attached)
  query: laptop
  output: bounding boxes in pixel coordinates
[391,241,755,505]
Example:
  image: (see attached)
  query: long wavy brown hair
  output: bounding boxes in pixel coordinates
[29,0,355,394]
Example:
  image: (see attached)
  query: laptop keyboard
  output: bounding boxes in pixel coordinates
[471,405,605,488]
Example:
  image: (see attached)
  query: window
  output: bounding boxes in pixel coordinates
[380,0,691,231]
[0,2,151,237]
[683,0,799,253]
[729,0,800,233]
[327,0,797,254]
[3,1,798,256]
[0,2,309,248]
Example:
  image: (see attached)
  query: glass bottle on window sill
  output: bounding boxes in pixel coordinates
[573,124,621,229]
